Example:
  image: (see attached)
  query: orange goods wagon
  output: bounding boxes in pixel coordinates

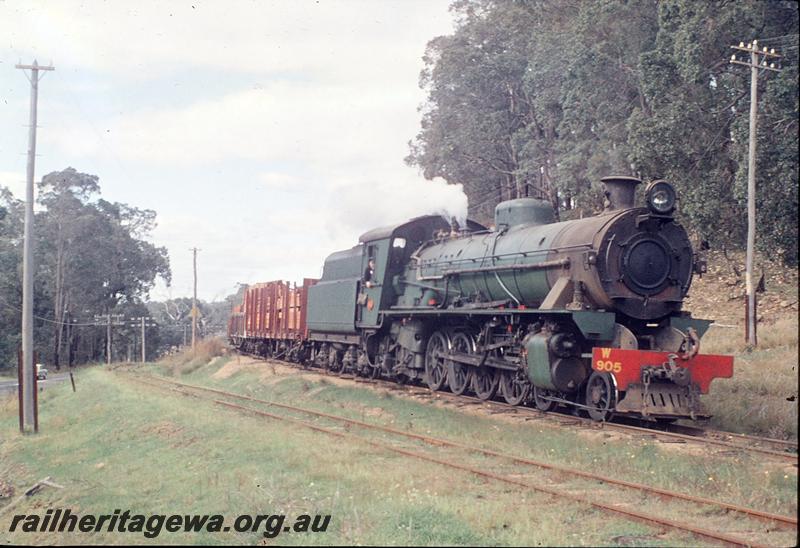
[228,304,244,338]
[240,279,317,340]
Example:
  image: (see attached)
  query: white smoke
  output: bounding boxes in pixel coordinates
[327,174,468,235]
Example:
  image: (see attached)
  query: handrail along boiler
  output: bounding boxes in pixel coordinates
[229,176,733,421]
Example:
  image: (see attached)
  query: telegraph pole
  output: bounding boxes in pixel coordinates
[94,314,124,364]
[730,41,782,346]
[190,248,201,350]
[127,316,155,363]
[107,313,112,365]
[16,60,54,433]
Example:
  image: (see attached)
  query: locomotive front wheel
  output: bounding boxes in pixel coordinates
[500,371,529,406]
[472,367,499,401]
[424,331,448,391]
[585,371,616,421]
[532,386,556,412]
[447,332,473,396]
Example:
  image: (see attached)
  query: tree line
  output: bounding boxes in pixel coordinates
[407,0,798,264]
[0,168,175,372]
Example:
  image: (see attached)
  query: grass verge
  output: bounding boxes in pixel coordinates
[0,366,670,546]
[702,316,798,439]
[1,354,796,545]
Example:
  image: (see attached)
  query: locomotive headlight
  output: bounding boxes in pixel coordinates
[645,180,677,214]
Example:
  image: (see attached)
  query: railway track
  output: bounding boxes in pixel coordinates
[239,350,798,464]
[125,371,796,547]
[425,389,798,462]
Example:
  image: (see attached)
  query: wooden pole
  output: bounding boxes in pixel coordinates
[107,313,112,365]
[17,347,23,433]
[16,60,53,433]
[730,41,781,346]
[191,248,200,350]
[32,351,38,433]
[744,48,758,346]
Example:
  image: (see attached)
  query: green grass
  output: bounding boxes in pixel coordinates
[180,360,797,515]
[0,367,664,546]
[1,358,796,546]
[702,316,798,439]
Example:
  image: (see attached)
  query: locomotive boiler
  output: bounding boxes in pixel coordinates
[230,176,733,421]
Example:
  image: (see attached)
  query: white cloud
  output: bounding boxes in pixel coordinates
[258,172,298,191]
[0,172,26,200]
[0,0,460,301]
[43,81,422,171]
[150,173,466,300]
[1,1,449,84]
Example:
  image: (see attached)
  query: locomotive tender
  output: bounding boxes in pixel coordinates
[229,176,733,421]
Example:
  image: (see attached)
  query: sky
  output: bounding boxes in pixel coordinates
[0,0,467,302]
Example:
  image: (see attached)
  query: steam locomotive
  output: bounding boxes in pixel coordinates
[229,176,733,421]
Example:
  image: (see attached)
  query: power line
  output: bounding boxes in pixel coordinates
[756,34,798,43]
[0,297,137,327]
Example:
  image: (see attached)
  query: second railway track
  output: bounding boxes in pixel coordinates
[123,370,797,547]
[237,350,798,464]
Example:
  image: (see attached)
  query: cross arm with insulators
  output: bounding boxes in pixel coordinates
[729,43,782,72]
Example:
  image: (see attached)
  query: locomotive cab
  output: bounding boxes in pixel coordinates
[357,215,488,328]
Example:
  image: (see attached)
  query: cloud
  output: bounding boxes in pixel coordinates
[258,172,298,191]
[43,81,422,172]
[1,1,450,84]
[0,0,459,301]
[0,172,26,200]
[151,173,467,300]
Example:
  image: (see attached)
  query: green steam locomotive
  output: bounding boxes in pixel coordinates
[231,176,733,421]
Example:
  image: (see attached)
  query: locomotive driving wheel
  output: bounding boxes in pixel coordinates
[471,347,499,401]
[532,386,556,412]
[447,332,473,396]
[472,366,499,401]
[499,370,529,406]
[585,371,616,421]
[424,331,449,391]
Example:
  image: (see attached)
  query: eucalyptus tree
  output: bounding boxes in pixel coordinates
[35,168,171,366]
[409,0,797,262]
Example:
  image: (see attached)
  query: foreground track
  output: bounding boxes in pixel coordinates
[125,370,796,547]
[241,350,798,464]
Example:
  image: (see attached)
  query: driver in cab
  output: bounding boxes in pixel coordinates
[363,258,377,288]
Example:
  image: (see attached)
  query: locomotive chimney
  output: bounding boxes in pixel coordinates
[601,176,641,212]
